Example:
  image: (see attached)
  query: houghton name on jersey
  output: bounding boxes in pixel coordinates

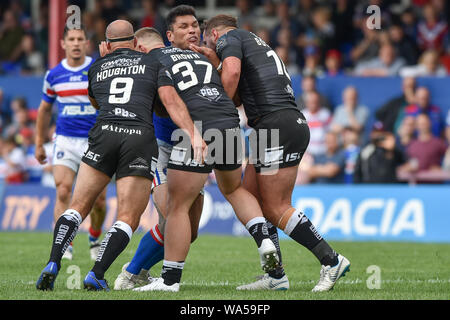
[215,29,299,128]
[42,56,97,137]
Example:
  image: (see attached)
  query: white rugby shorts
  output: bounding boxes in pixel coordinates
[52,134,89,172]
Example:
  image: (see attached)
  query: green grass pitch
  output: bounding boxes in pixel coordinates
[0,232,449,300]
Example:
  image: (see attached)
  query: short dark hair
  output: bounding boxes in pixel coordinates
[63,24,87,39]
[166,5,197,31]
[135,27,163,41]
[204,14,237,35]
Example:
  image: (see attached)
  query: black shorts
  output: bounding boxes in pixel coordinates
[249,109,310,173]
[82,121,158,180]
[167,127,243,173]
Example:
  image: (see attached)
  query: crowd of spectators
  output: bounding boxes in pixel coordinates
[297,75,450,185]
[0,0,450,185]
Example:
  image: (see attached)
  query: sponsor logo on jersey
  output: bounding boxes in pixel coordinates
[297,117,307,125]
[162,47,182,54]
[215,37,227,54]
[100,57,142,71]
[56,151,64,159]
[252,33,269,47]
[69,75,83,82]
[62,105,97,116]
[196,86,222,102]
[101,124,142,135]
[284,84,294,98]
[113,107,137,118]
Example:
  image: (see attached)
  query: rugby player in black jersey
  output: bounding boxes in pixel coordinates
[193,15,351,292]
[36,19,205,291]
[131,5,280,292]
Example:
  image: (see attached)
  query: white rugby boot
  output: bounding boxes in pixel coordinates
[62,245,73,260]
[133,277,179,292]
[237,273,289,291]
[312,254,351,292]
[258,238,280,272]
[113,262,153,290]
[89,239,101,261]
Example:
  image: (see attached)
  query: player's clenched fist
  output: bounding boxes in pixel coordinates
[34,145,47,164]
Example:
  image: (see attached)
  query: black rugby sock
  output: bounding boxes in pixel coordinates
[161,260,184,285]
[246,217,270,247]
[48,210,82,270]
[266,221,285,279]
[91,221,132,280]
[283,210,338,266]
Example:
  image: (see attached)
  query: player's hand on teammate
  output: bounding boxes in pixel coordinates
[192,129,208,164]
[35,145,47,164]
[189,44,220,69]
[99,41,110,57]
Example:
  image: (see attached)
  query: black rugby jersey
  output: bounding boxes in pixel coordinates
[152,46,239,132]
[216,29,299,127]
[88,48,159,128]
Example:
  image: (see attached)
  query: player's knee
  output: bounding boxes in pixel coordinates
[55,183,72,203]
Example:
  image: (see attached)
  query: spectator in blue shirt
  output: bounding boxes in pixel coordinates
[308,131,346,183]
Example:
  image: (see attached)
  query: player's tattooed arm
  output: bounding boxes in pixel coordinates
[158,86,207,163]
[34,100,53,164]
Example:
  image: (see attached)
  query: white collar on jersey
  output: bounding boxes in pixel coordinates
[61,56,92,72]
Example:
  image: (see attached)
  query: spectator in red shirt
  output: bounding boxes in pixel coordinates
[417,3,448,53]
[402,114,447,173]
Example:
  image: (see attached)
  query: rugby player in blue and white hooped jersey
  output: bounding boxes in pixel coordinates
[34,26,107,261]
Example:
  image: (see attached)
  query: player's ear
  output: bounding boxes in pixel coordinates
[133,37,137,48]
[166,30,173,43]
[60,39,66,51]
[212,29,219,42]
[106,41,111,51]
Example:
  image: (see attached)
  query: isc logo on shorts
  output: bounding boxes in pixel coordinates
[84,150,100,162]
[285,152,301,162]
